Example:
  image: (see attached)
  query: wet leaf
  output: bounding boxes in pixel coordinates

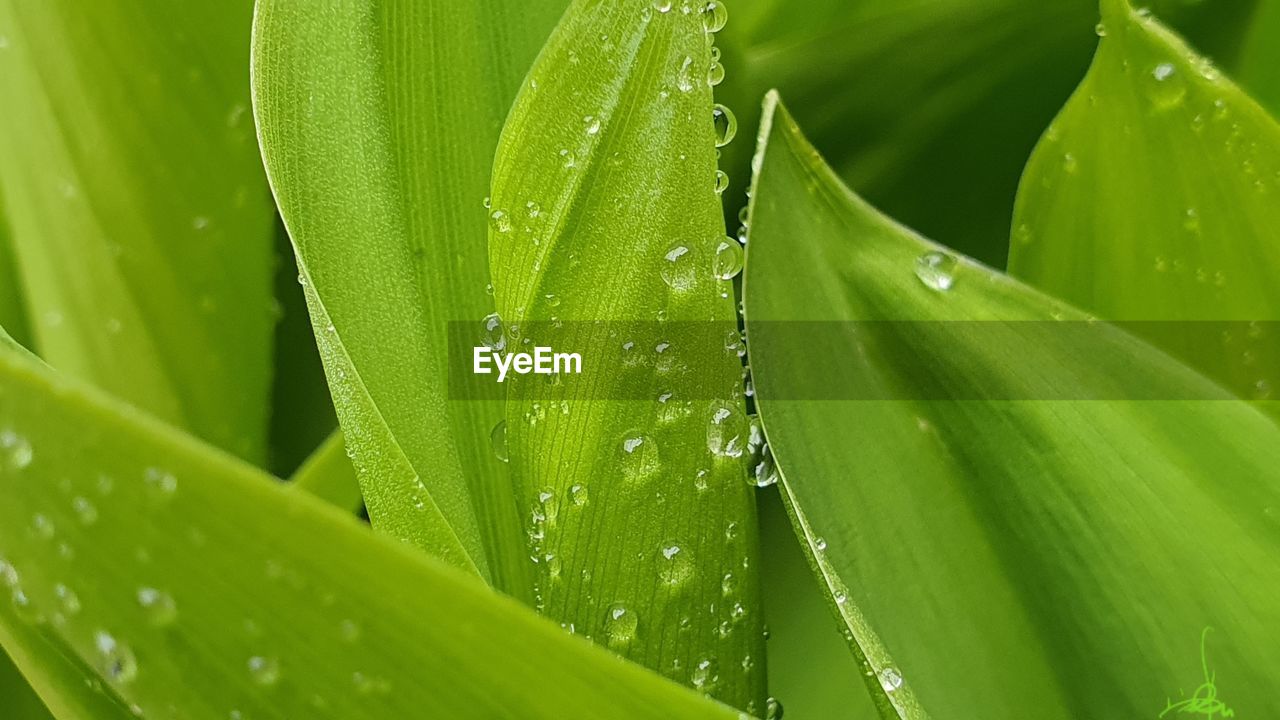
[487,0,764,711]
[744,94,1280,719]
[0,0,277,462]
[252,0,566,592]
[0,334,743,720]
[1009,0,1280,401]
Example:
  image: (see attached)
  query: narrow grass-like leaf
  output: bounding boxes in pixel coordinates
[0,0,276,462]
[290,431,362,515]
[0,336,744,720]
[488,0,764,711]
[1009,0,1280,400]
[252,0,566,592]
[744,94,1280,718]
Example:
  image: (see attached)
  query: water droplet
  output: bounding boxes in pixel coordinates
[1062,153,1078,174]
[708,60,726,87]
[619,432,660,480]
[712,104,737,147]
[32,513,55,540]
[1,430,33,470]
[247,656,281,686]
[54,583,81,617]
[489,209,512,234]
[706,402,748,458]
[766,696,784,719]
[1094,21,1107,37]
[914,251,958,292]
[661,244,697,291]
[701,1,727,32]
[490,421,509,463]
[751,447,779,487]
[604,604,638,649]
[653,0,673,12]
[583,115,601,136]
[72,496,98,525]
[136,587,177,626]
[714,170,730,194]
[143,467,178,500]
[878,667,904,692]
[95,632,138,685]
[482,312,506,352]
[569,483,588,506]
[692,657,720,692]
[712,238,744,280]
[657,542,695,587]
[721,572,737,597]
[1146,62,1186,110]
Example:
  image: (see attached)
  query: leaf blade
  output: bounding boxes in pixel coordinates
[745,94,1280,718]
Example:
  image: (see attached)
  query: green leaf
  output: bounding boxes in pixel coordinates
[0,647,53,720]
[0,0,277,462]
[290,431,363,516]
[0,203,31,349]
[744,94,1280,718]
[0,336,743,720]
[1240,0,1280,114]
[252,0,566,593]
[487,0,764,711]
[1009,0,1280,402]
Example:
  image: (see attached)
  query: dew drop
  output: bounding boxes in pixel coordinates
[706,402,748,458]
[914,251,958,292]
[1146,62,1187,110]
[136,587,178,626]
[712,104,737,147]
[714,170,730,194]
[95,632,138,685]
[712,237,744,280]
[54,583,81,617]
[583,115,601,136]
[751,448,779,488]
[490,421,509,463]
[604,604,638,650]
[569,483,588,507]
[692,657,720,692]
[701,1,728,32]
[0,429,33,470]
[489,209,512,234]
[247,656,281,686]
[1094,21,1107,37]
[708,60,726,87]
[661,244,697,291]
[72,496,99,526]
[766,696,785,719]
[657,542,695,587]
[619,433,660,481]
[653,0,673,12]
[481,312,506,352]
[878,667,904,692]
[143,467,178,500]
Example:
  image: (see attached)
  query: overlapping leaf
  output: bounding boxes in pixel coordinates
[0,334,742,720]
[487,0,765,711]
[744,95,1280,718]
[252,0,569,588]
[0,0,276,462]
[290,431,362,515]
[1010,0,1280,403]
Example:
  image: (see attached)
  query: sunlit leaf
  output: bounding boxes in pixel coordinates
[1010,0,1280,404]
[744,93,1280,718]
[252,0,566,591]
[0,334,743,720]
[0,0,276,462]
[1240,0,1280,114]
[487,0,764,711]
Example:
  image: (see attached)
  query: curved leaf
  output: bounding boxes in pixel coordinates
[744,94,1280,718]
[487,0,765,711]
[0,335,742,720]
[0,0,276,462]
[0,648,53,720]
[1240,0,1280,114]
[0,203,30,349]
[1009,0,1280,401]
[252,0,566,592]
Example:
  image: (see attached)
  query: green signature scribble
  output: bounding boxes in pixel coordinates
[1159,627,1235,719]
